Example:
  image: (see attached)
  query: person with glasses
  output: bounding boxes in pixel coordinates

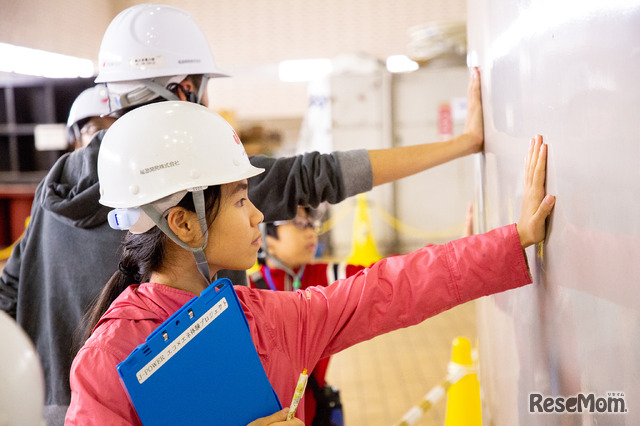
[66,85,116,150]
[251,201,476,424]
[249,206,364,425]
[252,206,366,293]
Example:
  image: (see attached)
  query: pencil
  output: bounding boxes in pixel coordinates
[286,368,308,420]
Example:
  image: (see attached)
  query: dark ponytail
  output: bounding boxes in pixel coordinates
[77,186,222,347]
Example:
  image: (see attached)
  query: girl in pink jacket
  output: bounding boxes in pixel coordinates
[66,101,554,425]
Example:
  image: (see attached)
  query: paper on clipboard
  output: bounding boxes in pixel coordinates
[117,278,282,425]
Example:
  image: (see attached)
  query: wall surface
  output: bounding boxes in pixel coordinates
[0,0,117,59]
[468,0,640,424]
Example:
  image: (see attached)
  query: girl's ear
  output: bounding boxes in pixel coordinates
[167,207,203,247]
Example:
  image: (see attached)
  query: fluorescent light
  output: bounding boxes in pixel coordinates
[279,59,332,82]
[386,55,419,73]
[0,42,95,78]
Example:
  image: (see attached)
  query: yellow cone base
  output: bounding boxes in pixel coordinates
[445,337,482,426]
[345,194,382,266]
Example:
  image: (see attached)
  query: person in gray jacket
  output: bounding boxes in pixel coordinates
[0,4,484,424]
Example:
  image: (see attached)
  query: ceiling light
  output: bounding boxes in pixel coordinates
[386,55,419,73]
[0,42,95,78]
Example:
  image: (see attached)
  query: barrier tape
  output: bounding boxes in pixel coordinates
[394,362,475,426]
[318,198,466,241]
[318,201,355,235]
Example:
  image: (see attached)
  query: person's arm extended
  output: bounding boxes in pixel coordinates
[249,149,371,222]
[369,67,484,187]
[248,68,484,222]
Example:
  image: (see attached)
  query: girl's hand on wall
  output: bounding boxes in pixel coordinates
[459,66,484,155]
[517,134,556,248]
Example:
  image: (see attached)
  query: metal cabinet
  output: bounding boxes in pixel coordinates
[0,75,93,246]
[328,64,474,258]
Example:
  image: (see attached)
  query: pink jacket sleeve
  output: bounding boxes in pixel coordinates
[320,223,530,356]
[241,224,531,381]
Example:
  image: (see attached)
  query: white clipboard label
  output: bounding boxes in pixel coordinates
[136,297,229,384]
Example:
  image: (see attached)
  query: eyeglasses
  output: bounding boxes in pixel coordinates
[273,217,320,232]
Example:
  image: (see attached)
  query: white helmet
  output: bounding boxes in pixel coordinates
[67,85,110,128]
[95,4,227,83]
[66,85,110,142]
[96,4,228,112]
[98,101,263,284]
[98,101,262,211]
[0,312,45,426]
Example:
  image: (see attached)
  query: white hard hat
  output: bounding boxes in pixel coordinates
[98,101,263,232]
[95,4,227,83]
[99,101,263,284]
[66,85,110,128]
[0,312,45,426]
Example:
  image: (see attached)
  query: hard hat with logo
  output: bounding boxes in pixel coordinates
[0,311,45,426]
[95,4,228,111]
[98,101,262,212]
[96,4,227,83]
[98,101,263,283]
[66,85,111,143]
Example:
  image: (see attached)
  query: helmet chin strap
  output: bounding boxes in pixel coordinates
[142,80,182,102]
[141,188,212,286]
[109,75,208,112]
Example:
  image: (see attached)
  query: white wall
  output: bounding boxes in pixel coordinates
[468,0,640,424]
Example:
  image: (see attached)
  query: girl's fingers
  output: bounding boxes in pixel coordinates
[526,137,538,185]
[524,138,534,184]
[532,143,548,195]
[529,136,543,185]
[525,135,544,187]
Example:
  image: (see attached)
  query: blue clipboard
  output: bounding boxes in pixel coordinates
[117,278,282,425]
